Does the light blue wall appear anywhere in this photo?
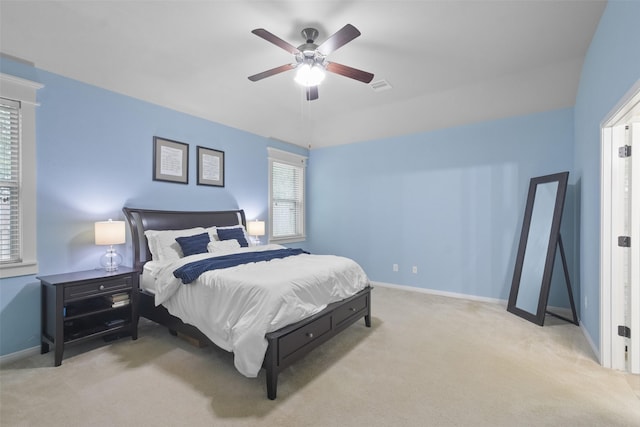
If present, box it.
[573,0,640,349]
[0,58,308,356]
[309,109,575,302]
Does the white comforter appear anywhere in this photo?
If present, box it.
[146,244,369,377]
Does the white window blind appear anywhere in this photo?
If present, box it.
[0,73,41,278]
[268,148,307,243]
[0,98,20,264]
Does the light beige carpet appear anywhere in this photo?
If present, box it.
[1,285,639,426]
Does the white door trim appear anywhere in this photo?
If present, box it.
[600,78,640,373]
[600,126,613,368]
[630,122,640,374]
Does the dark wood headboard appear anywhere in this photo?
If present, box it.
[122,207,246,271]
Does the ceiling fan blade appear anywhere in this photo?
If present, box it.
[306,86,319,101]
[251,29,300,55]
[316,24,361,56]
[248,64,295,82]
[326,62,374,84]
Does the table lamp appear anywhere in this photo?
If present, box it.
[246,220,265,246]
[95,219,125,271]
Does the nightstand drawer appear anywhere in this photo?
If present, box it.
[64,277,131,301]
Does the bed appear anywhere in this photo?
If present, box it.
[122,207,372,399]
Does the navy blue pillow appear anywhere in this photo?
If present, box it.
[216,227,248,247]
[175,232,211,257]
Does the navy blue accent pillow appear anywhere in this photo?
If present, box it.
[175,232,211,257]
[216,227,249,247]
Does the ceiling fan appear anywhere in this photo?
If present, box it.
[248,24,374,101]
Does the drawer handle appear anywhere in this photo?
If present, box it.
[99,285,105,290]
[306,332,314,339]
[349,307,357,312]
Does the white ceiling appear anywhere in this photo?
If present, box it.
[0,1,606,149]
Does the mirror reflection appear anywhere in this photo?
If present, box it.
[515,181,558,313]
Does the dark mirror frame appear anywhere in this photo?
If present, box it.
[507,171,570,326]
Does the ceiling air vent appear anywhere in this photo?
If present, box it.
[370,79,392,92]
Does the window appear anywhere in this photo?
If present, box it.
[0,73,42,278]
[268,147,307,243]
[0,98,20,264]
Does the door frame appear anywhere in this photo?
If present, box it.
[600,78,640,373]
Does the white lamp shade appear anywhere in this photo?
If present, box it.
[94,220,126,245]
[247,220,265,237]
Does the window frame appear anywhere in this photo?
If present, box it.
[0,73,42,278]
[267,147,307,244]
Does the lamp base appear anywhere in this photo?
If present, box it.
[100,247,123,272]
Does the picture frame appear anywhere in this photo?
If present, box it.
[153,136,189,184]
[197,146,225,187]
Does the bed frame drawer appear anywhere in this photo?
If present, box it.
[333,292,369,328]
[278,314,332,364]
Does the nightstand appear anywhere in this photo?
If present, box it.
[39,267,139,366]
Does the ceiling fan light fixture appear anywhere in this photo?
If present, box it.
[294,63,325,87]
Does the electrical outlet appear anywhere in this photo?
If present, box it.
[584,296,588,309]
[393,264,399,272]
[412,266,418,274]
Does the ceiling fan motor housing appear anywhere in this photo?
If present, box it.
[297,28,322,58]
[301,28,319,43]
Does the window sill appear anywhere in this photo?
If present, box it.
[269,236,306,245]
[0,261,38,279]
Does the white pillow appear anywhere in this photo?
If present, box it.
[144,227,205,262]
[204,226,220,242]
[207,239,241,254]
[206,225,253,247]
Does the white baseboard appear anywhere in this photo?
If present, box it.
[0,345,40,367]
[370,281,505,306]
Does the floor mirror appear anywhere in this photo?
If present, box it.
[507,171,578,326]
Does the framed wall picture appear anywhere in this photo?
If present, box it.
[197,146,225,187]
[153,136,189,184]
